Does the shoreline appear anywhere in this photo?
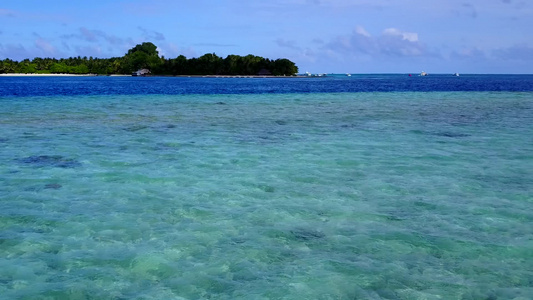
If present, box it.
[0,73,102,77]
[0,73,302,78]
[172,75,301,78]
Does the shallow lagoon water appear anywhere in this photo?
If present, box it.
[1,76,532,299]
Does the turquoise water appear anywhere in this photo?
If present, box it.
[1,91,532,299]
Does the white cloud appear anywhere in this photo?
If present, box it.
[453,47,486,57]
[74,45,103,57]
[80,27,98,42]
[156,42,196,58]
[355,26,371,37]
[323,26,427,58]
[138,27,165,42]
[0,38,63,60]
[451,44,533,62]
[0,43,29,60]
[382,28,418,42]
[493,44,533,61]
[34,38,58,57]
[62,27,127,46]
[276,38,301,50]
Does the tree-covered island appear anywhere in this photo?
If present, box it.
[0,42,299,76]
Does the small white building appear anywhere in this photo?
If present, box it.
[132,69,151,76]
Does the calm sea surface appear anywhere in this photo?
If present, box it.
[0,75,532,299]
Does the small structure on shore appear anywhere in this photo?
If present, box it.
[132,69,151,76]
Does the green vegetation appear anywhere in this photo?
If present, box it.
[0,42,299,76]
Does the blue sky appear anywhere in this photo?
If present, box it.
[1,0,532,73]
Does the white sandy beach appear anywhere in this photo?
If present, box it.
[0,73,136,77]
[0,73,101,77]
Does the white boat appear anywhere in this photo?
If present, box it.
[302,72,327,77]
[132,68,151,76]
[453,73,459,76]
[420,71,428,76]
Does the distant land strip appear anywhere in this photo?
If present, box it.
[0,42,299,77]
[0,73,304,78]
